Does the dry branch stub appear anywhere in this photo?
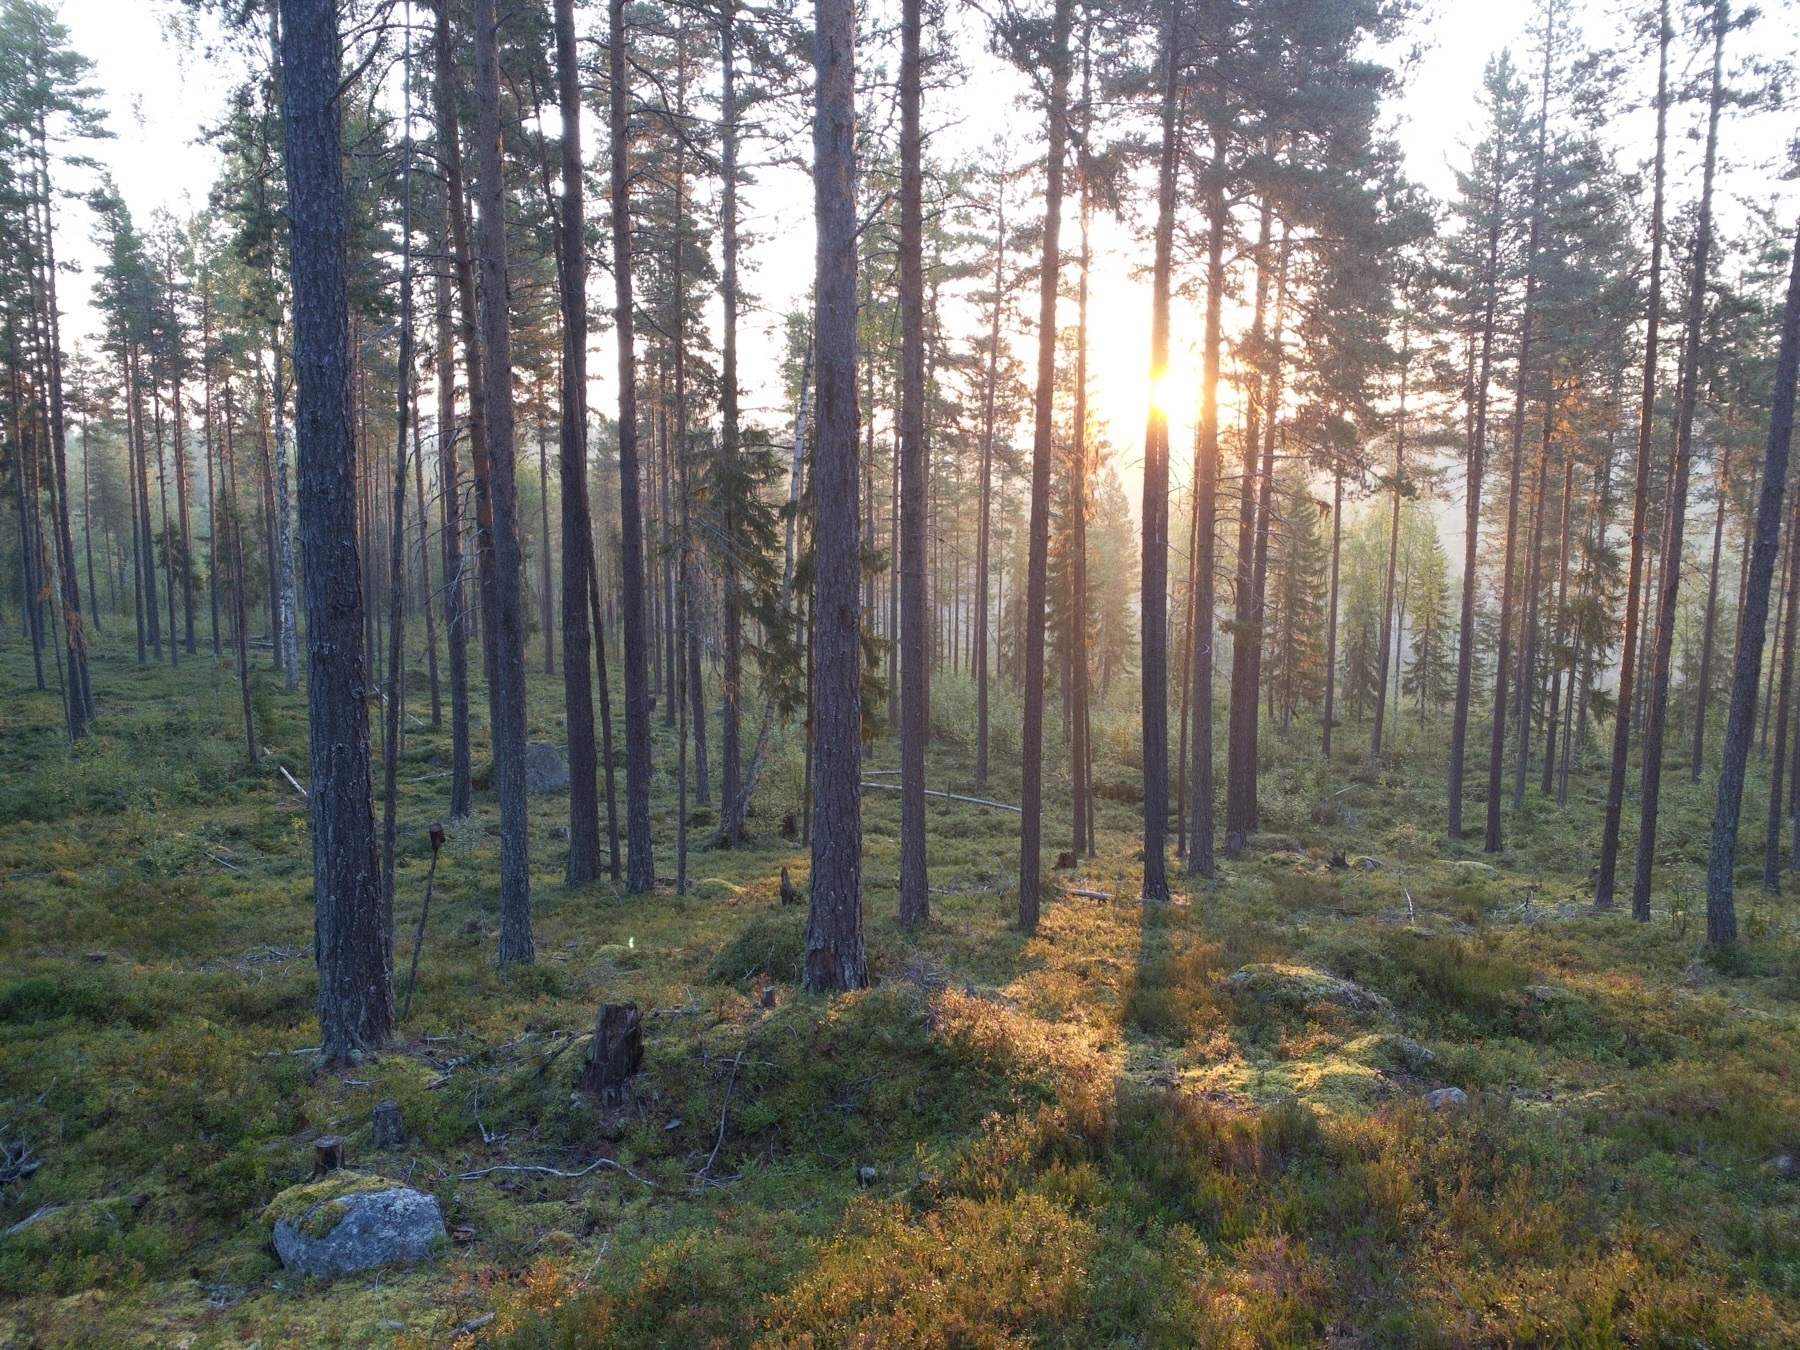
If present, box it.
[577,1002,644,1103]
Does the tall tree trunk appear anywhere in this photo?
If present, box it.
[29,129,89,728]
[1484,30,1553,853]
[270,329,299,687]
[718,0,744,836]
[1140,0,1179,895]
[411,390,442,725]
[1225,193,1272,853]
[1692,443,1731,779]
[278,0,390,1061]
[1244,231,1289,833]
[1634,1,1726,916]
[1019,0,1073,929]
[897,0,930,927]
[804,0,869,987]
[472,0,534,964]
[1596,7,1670,898]
[1371,314,1408,765]
[1541,442,1576,797]
[610,0,656,893]
[1187,119,1223,874]
[1764,491,1800,891]
[1513,410,1552,810]
[1448,142,1504,839]
[224,385,257,766]
[1705,215,1800,940]
[1070,21,1093,857]
[975,191,1004,785]
[1321,460,1342,759]
[381,43,415,945]
[552,0,601,885]
[433,226,472,817]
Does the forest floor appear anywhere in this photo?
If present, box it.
[1,641,1798,1348]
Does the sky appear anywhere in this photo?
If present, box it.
[50,0,1800,537]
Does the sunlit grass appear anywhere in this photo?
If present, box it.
[0,642,1797,1345]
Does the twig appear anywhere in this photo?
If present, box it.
[533,1032,590,1076]
[401,832,445,1021]
[698,1051,744,1183]
[458,1158,662,1189]
[277,764,309,800]
[205,851,247,875]
[859,782,1021,813]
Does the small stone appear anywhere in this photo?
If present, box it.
[269,1183,447,1279]
[1424,1087,1468,1111]
[371,1100,405,1150]
[523,742,570,793]
[857,1165,878,1187]
[82,951,108,964]
[760,986,777,1010]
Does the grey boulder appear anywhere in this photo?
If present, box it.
[271,1185,446,1279]
[524,742,569,793]
[1424,1086,1468,1111]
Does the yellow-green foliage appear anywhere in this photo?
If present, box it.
[2,646,1799,1347]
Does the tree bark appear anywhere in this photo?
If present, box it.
[1483,31,1554,854]
[552,0,601,885]
[471,0,534,963]
[1448,141,1504,840]
[610,0,656,893]
[1705,216,1800,941]
[1634,0,1726,917]
[1140,0,1178,895]
[1019,0,1073,928]
[278,0,390,1060]
[1596,0,1670,902]
[1691,442,1731,779]
[804,0,869,987]
[896,0,930,927]
[1763,492,1800,891]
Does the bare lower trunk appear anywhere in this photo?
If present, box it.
[804,0,868,989]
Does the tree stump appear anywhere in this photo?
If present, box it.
[576,1002,643,1104]
[314,1135,344,1174]
[372,1099,405,1150]
[779,867,800,906]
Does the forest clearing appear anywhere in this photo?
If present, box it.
[4,646,1799,1346]
[1,0,1799,1343]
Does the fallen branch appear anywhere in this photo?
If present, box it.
[4,1205,63,1236]
[449,1312,495,1340]
[276,764,308,800]
[859,782,1020,813]
[459,1157,662,1190]
[1064,888,1112,901]
[206,851,246,875]
[698,1051,744,1183]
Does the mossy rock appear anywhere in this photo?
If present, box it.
[264,1173,399,1240]
[1228,963,1394,1020]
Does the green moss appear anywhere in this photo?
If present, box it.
[265,1173,401,1239]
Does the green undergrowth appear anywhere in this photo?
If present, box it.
[1,647,1798,1347]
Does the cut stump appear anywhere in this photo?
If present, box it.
[577,1002,644,1104]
